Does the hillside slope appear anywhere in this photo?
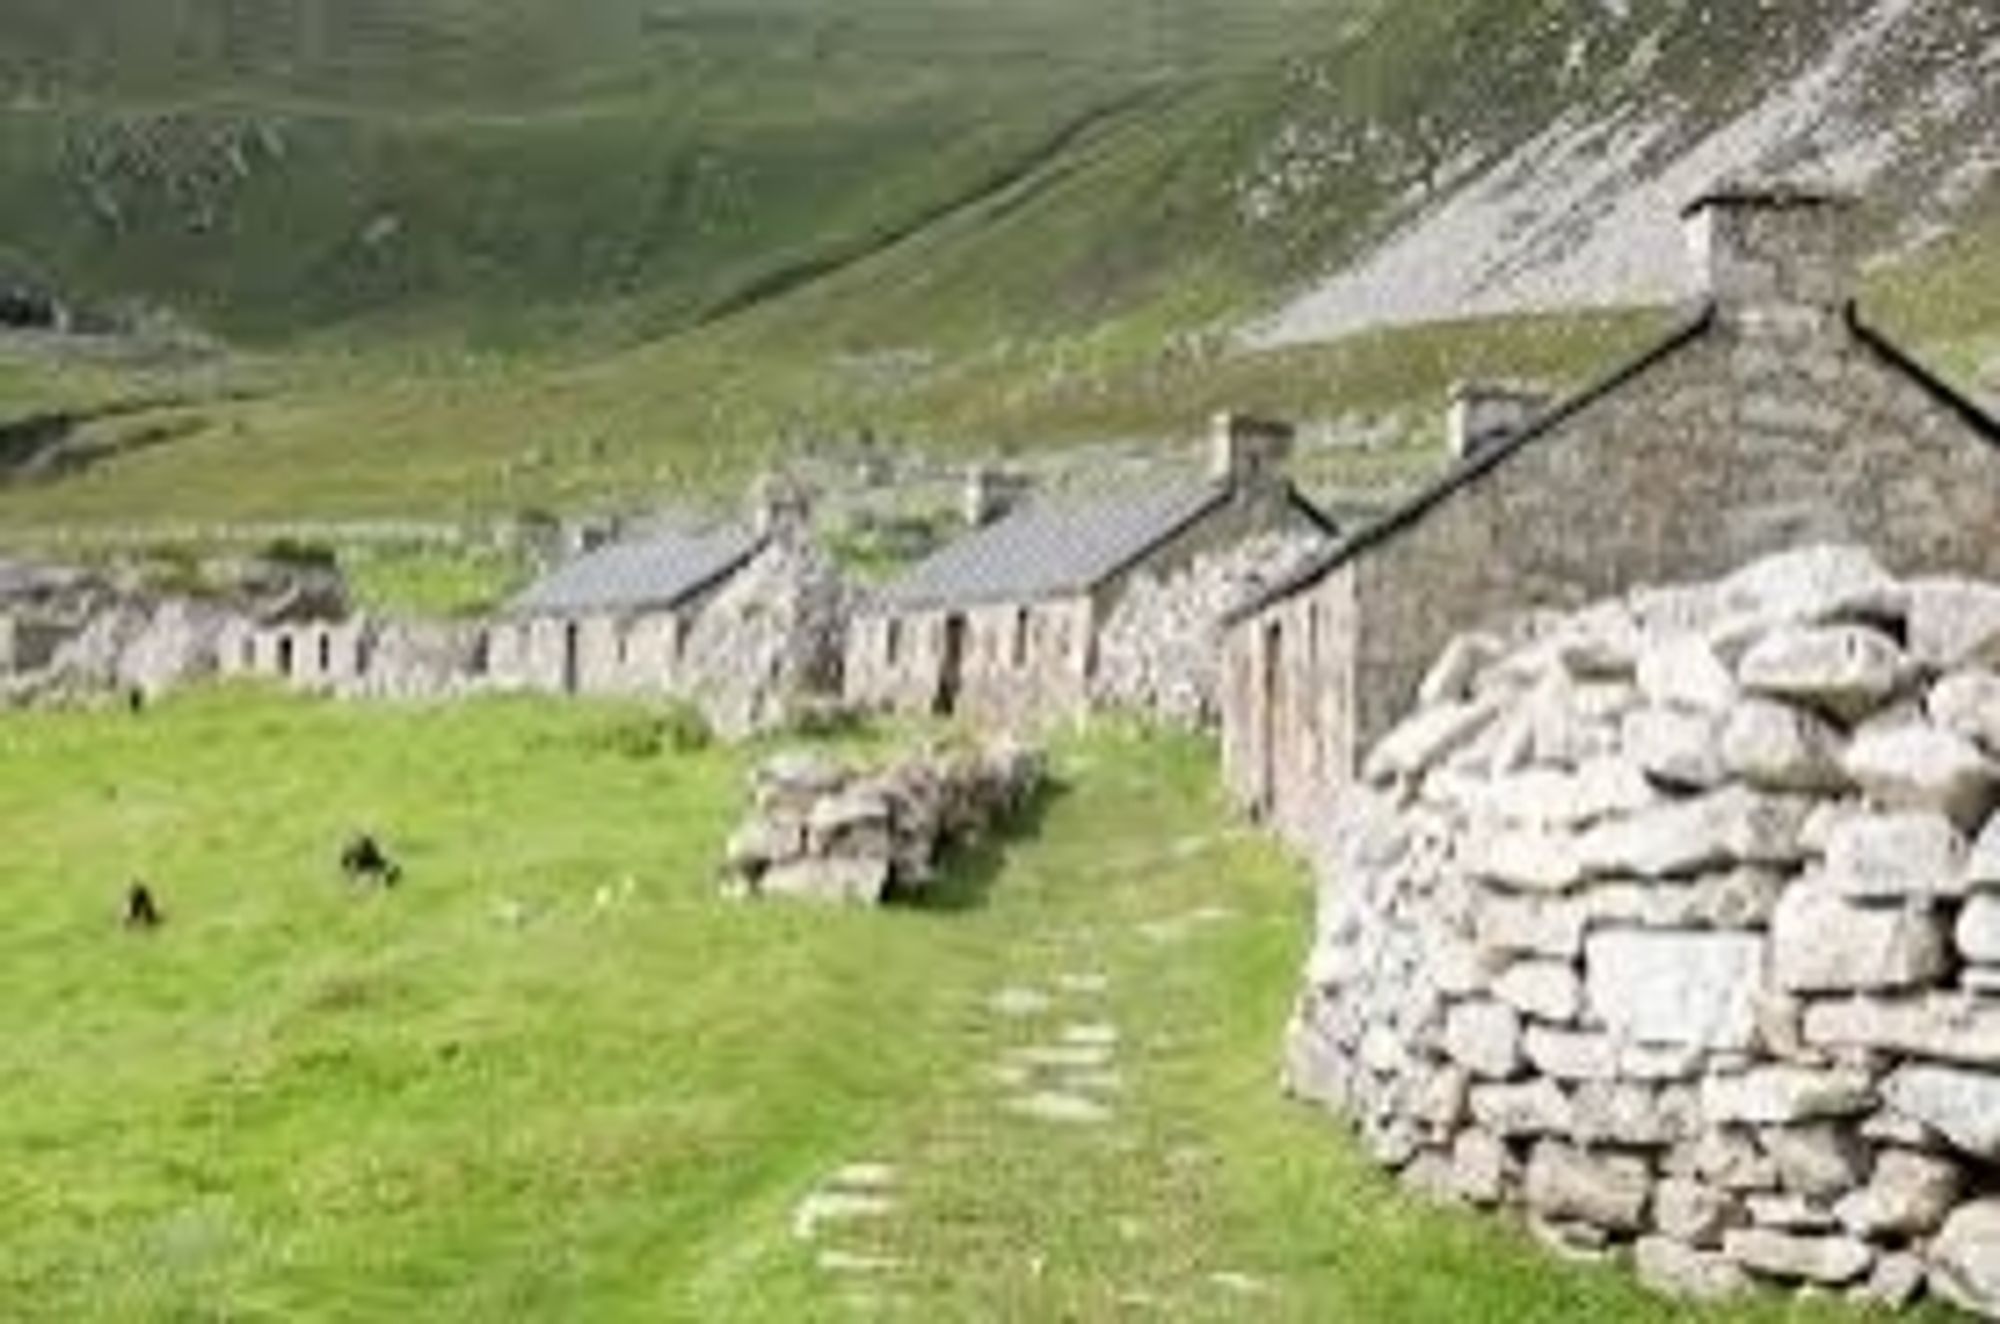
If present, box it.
[0,1,1995,529]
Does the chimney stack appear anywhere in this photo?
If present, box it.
[963,465,1031,528]
[1210,412,1294,488]
[751,471,812,540]
[1448,382,1551,462]
[1683,181,1857,334]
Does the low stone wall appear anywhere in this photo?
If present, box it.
[1285,546,2000,1315]
[1095,532,1325,727]
[724,742,1044,905]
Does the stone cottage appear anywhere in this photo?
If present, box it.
[845,414,1335,729]
[1222,184,2000,838]
[484,476,846,731]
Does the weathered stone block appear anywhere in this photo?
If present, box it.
[1804,995,2000,1066]
[1636,1236,1752,1302]
[1655,1178,1738,1248]
[1623,706,1725,789]
[1842,725,1999,830]
[1442,999,1523,1080]
[1367,697,1502,783]
[1637,634,1739,713]
[1834,1148,1962,1239]
[1477,895,1588,959]
[1738,625,1909,722]
[1758,1124,1867,1201]
[1585,929,1764,1050]
[1721,1228,1874,1286]
[1770,884,1948,993]
[1523,1026,1616,1082]
[1577,786,1808,879]
[1449,1128,1510,1206]
[1880,1064,2000,1161]
[1819,808,1968,901]
[1468,826,1582,893]
[1718,697,1847,792]
[1906,576,2000,669]
[1957,892,2000,964]
[1493,960,1582,1024]
[1469,1079,1573,1138]
[1700,1068,1875,1126]
[1716,545,1903,630]
[1523,1143,1651,1233]
[1927,668,2000,756]
[1931,1202,2000,1319]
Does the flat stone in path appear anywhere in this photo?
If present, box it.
[1056,972,1111,996]
[793,1190,896,1242]
[1063,1023,1121,1048]
[1007,1090,1115,1125]
[988,986,1053,1018]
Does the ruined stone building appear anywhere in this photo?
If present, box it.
[846,415,1335,729]
[1222,185,2000,838]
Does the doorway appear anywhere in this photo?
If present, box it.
[1260,619,1284,819]
[935,613,968,717]
[562,621,582,695]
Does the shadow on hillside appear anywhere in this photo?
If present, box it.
[900,776,1069,914]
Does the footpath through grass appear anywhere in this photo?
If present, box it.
[0,694,1902,1320]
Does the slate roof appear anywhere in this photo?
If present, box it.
[509,522,765,617]
[876,480,1334,612]
[1228,300,2000,627]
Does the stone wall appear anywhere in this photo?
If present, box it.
[677,538,847,738]
[723,741,1044,905]
[1095,531,1325,728]
[1285,547,2000,1314]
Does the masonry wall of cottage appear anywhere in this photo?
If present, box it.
[1287,547,2000,1313]
[848,479,1326,730]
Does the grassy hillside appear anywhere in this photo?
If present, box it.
[0,692,1912,1320]
[0,0,1992,533]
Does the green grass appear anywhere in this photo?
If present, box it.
[0,693,1927,1319]
[340,543,529,618]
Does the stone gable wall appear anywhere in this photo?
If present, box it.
[1286,547,2000,1314]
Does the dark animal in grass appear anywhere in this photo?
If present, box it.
[339,833,402,888]
[124,882,161,930]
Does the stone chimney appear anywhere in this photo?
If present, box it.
[1683,181,1857,334]
[962,465,1031,528]
[1210,412,1294,488]
[751,471,812,540]
[1448,382,1551,462]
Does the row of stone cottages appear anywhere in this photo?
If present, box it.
[1220,184,2000,843]
[223,415,1343,734]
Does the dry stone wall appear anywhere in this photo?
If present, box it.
[1095,532,1326,727]
[724,742,1044,906]
[1285,546,2000,1315]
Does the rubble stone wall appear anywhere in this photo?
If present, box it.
[1286,547,2000,1315]
[723,742,1045,905]
[1095,531,1326,728]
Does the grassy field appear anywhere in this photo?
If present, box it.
[0,691,1924,1320]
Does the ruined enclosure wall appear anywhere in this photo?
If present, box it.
[1349,323,2000,786]
[1287,548,2000,1314]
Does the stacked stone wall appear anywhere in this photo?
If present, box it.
[1287,546,2000,1314]
[723,742,1044,905]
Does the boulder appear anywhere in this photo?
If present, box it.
[1930,1201,2000,1319]
[1718,698,1847,793]
[1769,884,1949,993]
[1469,1079,1574,1138]
[1880,1064,2000,1161]
[1842,725,1999,831]
[1737,625,1910,722]
[1584,929,1764,1051]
